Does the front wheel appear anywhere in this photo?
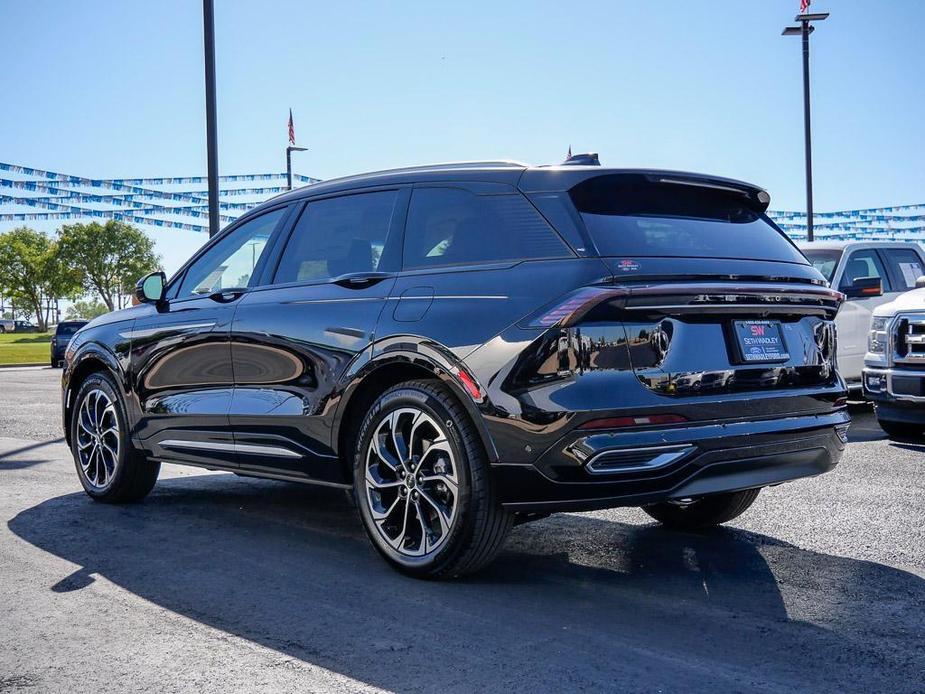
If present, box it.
[353,380,512,579]
[642,488,760,530]
[70,371,160,502]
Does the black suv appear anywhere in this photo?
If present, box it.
[61,161,849,578]
[51,321,88,367]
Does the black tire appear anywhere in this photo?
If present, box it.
[642,488,760,530]
[878,418,924,439]
[70,371,160,503]
[353,379,512,579]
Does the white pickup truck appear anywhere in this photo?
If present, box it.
[798,241,925,390]
[862,282,925,437]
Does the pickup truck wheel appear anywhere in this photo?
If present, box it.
[877,419,923,439]
[643,488,760,530]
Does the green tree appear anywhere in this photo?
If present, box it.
[65,298,111,321]
[0,227,80,331]
[57,221,161,311]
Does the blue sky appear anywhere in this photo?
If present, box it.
[1,0,923,272]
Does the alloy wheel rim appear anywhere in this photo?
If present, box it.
[75,388,120,489]
[364,407,459,558]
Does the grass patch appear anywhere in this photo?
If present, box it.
[0,332,52,365]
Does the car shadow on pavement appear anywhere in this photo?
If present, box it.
[0,438,65,470]
[8,473,925,692]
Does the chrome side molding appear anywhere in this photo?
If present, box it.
[159,439,302,459]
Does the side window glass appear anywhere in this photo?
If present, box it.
[838,250,890,292]
[882,248,924,291]
[178,208,286,298]
[274,190,398,284]
[403,188,570,270]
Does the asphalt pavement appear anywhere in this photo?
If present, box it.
[1,366,923,693]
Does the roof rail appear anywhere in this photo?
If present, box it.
[292,160,529,191]
[363,160,529,175]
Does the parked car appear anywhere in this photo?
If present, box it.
[51,321,88,367]
[61,160,849,578]
[798,241,925,391]
[863,278,925,438]
[15,320,37,332]
[0,318,14,333]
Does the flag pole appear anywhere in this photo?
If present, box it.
[286,110,307,191]
[782,5,828,242]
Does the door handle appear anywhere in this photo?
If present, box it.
[208,289,245,303]
[331,272,393,289]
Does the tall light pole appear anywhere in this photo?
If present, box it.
[783,11,828,242]
[203,0,220,237]
[287,146,307,191]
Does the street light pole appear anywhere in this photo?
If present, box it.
[783,12,828,242]
[286,146,308,191]
[203,0,220,238]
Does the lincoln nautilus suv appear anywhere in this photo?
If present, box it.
[61,158,849,578]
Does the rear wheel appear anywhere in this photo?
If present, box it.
[70,372,160,502]
[353,380,512,579]
[642,488,760,530]
[878,419,924,439]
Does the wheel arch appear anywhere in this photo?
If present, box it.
[63,345,126,447]
[333,348,499,483]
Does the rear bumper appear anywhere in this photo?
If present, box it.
[493,410,850,512]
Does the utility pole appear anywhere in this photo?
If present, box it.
[203,0,220,237]
[783,11,828,242]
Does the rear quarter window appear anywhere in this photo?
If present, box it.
[570,175,806,264]
[403,188,571,269]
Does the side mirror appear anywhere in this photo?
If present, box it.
[135,271,166,304]
[843,276,882,299]
[916,276,925,289]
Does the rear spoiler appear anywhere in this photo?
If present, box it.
[519,169,771,212]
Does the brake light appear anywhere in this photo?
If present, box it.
[578,414,687,430]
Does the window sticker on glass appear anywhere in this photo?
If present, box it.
[899,262,923,289]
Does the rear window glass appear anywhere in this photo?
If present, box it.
[56,324,83,336]
[570,176,806,264]
[801,249,842,282]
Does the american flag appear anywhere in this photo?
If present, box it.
[800,0,810,12]
[288,109,295,145]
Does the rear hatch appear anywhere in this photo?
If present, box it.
[526,172,843,402]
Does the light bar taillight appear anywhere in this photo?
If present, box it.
[527,286,626,328]
[578,414,687,430]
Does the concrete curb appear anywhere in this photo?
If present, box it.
[0,363,48,369]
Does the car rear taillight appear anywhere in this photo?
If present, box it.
[578,414,687,430]
[524,286,627,328]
